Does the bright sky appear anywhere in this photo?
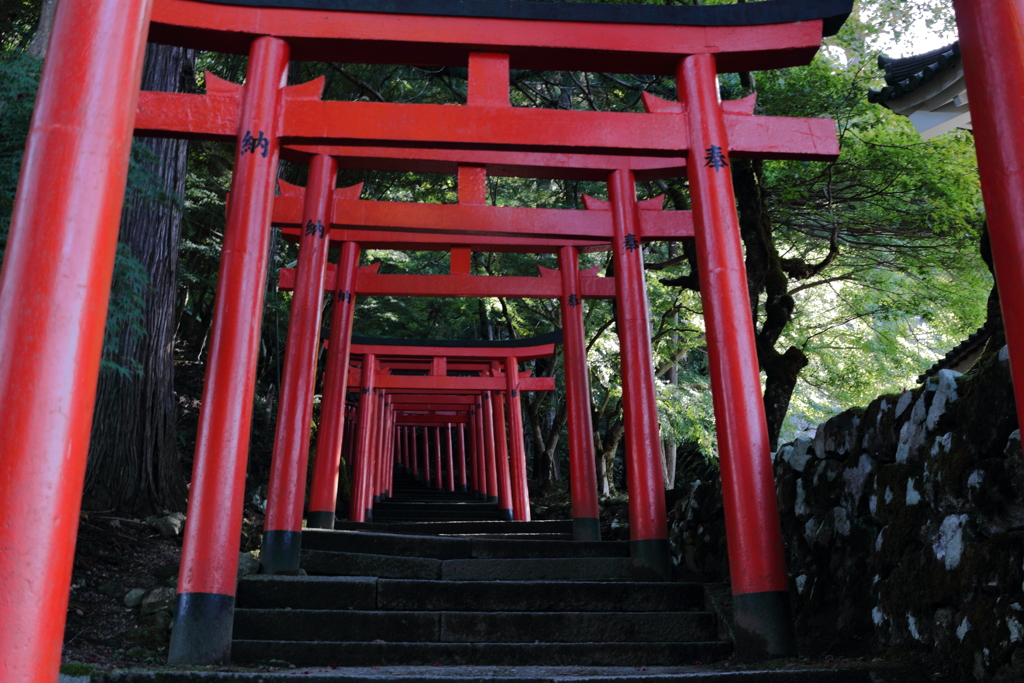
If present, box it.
[874,11,958,58]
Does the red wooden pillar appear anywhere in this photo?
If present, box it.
[680,53,794,658]
[482,393,500,503]
[469,409,482,497]
[421,426,432,486]
[953,0,1024,438]
[307,241,361,529]
[382,405,393,497]
[372,394,385,501]
[411,426,421,479]
[387,417,396,495]
[395,425,402,470]
[0,0,153,678]
[607,168,671,581]
[505,357,531,521]
[384,400,395,497]
[445,423,457,492]
[493,387,515,521]
[371,392,387,503]
[559,246,601,540]
[262,154,336,574]
[432,427,443,490]
[168,36,290,665]
[456,423,469,492]
[349,354,378,522]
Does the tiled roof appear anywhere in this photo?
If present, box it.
[917,324,990,383]
[868,42,960,105]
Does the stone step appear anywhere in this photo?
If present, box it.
[332,520,574,535]
[234,609,718,643]
[92,667,885,682]
[94,667,888,683]
[373,501,501,512]
[301,550,637,581]
[439,533,574,540]
[231,640,734,667]
[238,576,705,612]
[301,529,628,559]
[370,510,509,522]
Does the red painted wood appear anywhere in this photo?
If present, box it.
[421,424,432,486]
[265,154,337,535]
[351,341,555,361]
[307,241,360,521]
[150,0,825,73]
[349,374,555,392]
[410,425,420,478]
[284,145,687,182]
[388,416,396,494]
[282,228,609,254]
[457,424,468,490]
[482,393,499,500]
[396,415,469,425]
[505,357,531,522]
[470,409,482,496]
[178,37,289,598]
[349,355,378,521]
[0,0,153,678]
[493,388,515,516]
[431,427,443,490]
[469,52,510,106]
[953,0,1024,443]
[681,54,787,596]
[607,169,669,546]
[374,394,388,499]
[557,247,601,526]
[136,91,840,160]
[283,264,621,300]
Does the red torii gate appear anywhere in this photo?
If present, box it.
[45,2,1024,680]
[341,342,556,526]
[268,169,640,554]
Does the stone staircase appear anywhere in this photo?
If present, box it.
[94,468,902,682]
[369,469,507,523]
[228,466,724,666]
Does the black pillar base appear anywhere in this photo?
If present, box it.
[486,495,498,503]
[306,510,335,530]
[167,592,235,665]
[733,590,797,660]
[373,494,381,503]
[259,530,301,575]
[456,485,468,492]
[573,517,602,541]
[365,509,373,523]
[499,508,513,521]
[629,538,672,581]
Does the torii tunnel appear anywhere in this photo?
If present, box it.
[3,0,1024,680]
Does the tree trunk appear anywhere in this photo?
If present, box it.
[26,0,57,58]
[732,158,808,450]
[84,43,195,514]
[979,222,1006,353]
[595,412,624,495]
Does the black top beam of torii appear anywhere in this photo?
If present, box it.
[192,0,853,37]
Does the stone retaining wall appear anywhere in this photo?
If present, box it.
[669,348,1022,681]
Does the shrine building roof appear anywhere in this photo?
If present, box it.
[868,42,961,105]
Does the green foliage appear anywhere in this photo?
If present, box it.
[0,50,39,254]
